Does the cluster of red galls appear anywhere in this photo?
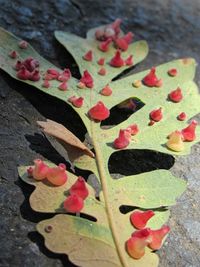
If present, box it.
[126,210,170,259]
[27,159,89,213]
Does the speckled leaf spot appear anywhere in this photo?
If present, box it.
[0,19,200,267]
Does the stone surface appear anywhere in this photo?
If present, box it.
[0,0,200,266]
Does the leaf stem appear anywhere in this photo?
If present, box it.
[91,124,129,267]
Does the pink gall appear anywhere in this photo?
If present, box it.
[58,81,68,91]
[143,67,160,87]
[100,85,112,96]
[32,159,49,181]
[68,96,84,108]
[64,194,84,213]
[29,70,40,81]
[42,80,50,88]
[19,40,28,49]
[113,129,131,149]
[177,112,187,121]
[9,50,18,59]
[98,67,106,76]
[148,225,170,250]
[16,66,31,80]
[98,38,112,52]
[83,50,93,61]
[46,163,68,186]
[125,55,133,66]
[130,210,155,230]
[69,176,89,200]
[88,101,110,121]
[80,70,94,88]
[110,50,124,67]
[126,228,152,259]
[168,68,178,77]
[169,87,183,102]
[150,107,163,122]
[181,120,197,142]
[97,57,105,65]
[47,68,60,79]
[126,124,139,135]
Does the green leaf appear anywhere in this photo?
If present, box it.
[1,22,198,267]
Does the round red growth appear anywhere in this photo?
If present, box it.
[168,68,177,77]
[181,120,197,141]
[110,50,124,67]
[98,38,112,52]
[143,67,159,87]
[14,60,22,70]
[97,57,105,65]
[123,32,134,44]
[150,107,163,122]
[83,50,93,61]
[95,18,122,41]
[29,70,40,81]
[23,57,39,72]
[64,194,84,213]
[58,81,68,91]
[46,163,68,186]
[57,68,71,82]
[125,55,133,66]
[80,70,94,88]
[126,228,152,259]
[177,112,187,121]
[100,85,112,96]
[88,101,110,121]
[115,37,129,51]
[169,87,183,102]
[148,225,170,250]
[27,166,33,177]
[113,129,131,149]
[126,124,139,135]
[9,50,18,59]
[42,80,50,88]
[47,68,60,79]
[43,73,55,81]
[130,210,155,229]
[17,66,30,80]
[32,159,49,180]
[70,176,89,200]
[68,96,84,108]
[19,40,28,49]
[98,67,106,75]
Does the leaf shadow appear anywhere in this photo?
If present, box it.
[1,71,86,141]
[28,231,77,267]
[25,133,70,166]
[16,178,78,267]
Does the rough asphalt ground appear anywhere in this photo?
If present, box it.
[0,0,200,266]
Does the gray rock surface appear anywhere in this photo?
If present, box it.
[0,0,200,266]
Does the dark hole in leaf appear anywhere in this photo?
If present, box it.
[80,213,97,222]
[112,64,136,82]
[108,149,175,177]
[119,205,168,214]
[54,40,81,79]
[101,97,145,128]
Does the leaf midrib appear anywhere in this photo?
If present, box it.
[91,122,129,267]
